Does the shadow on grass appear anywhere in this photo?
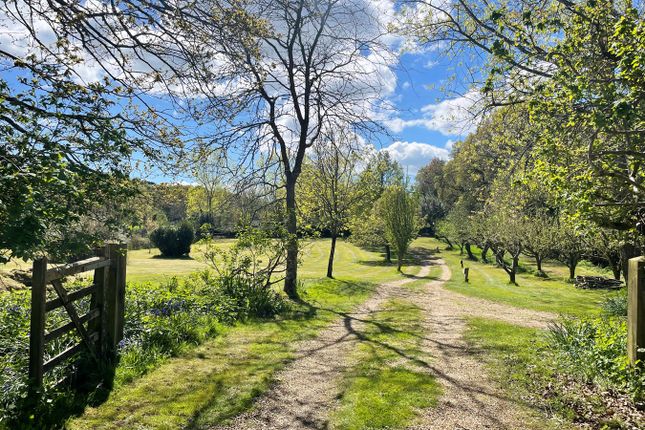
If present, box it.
[150,255,196,261]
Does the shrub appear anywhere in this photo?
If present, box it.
[547,317,645,400]
[150,223,194,257]
[602,290,628,317]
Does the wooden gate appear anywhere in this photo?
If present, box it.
[29,243,127,387]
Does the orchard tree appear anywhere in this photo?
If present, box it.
[379,185,422,272]
[554,221,585,281]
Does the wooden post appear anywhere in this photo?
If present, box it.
[29,258,47,388]
[115,244,127,344]
[463,267,469,283]
[628,256,645,364]
[105,244,120,358]
[105,244,127,358]
[91,246,110,356]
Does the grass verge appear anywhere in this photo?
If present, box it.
[330,299,441,429]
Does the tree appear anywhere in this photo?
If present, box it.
[168,0,395,299]
[416,159,449,234]
[0,0,183,262]
[554,221,585,281]
[403,0,645,232]
[349,151,405,263]
[299,135,365,278]
[521,213,557,277]
[436,202,476,259]
[379,186,421,271]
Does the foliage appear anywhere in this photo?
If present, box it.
[405,0,645,231]
[416,158,449,234]
[467,317,645,428]
[150,223,194,257]
[547,317,645,400]
[379,186,422,271]
[203,227,289,290]
[602,291,628,318]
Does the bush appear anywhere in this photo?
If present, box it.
[150,223,194,257]
[602,290,628,317]
[547,317,645,400]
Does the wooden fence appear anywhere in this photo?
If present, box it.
[29,244,127,388]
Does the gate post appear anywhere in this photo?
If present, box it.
[92,246,110,357]
[105,244,127,359]
[628,256,645,364]
[29,257,47,388]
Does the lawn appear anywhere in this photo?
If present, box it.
[1,238,421,285]
[414,237,613,317]
[464,317,574,430]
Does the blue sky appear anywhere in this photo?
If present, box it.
[372,48,478,178]
[1,0,479,184]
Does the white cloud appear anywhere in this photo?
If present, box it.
[384,90,482,136]
[381,140,450,175]
[424,59,439,69]
[401,81,411,89]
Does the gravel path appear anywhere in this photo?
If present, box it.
[213,258,557,430]
[407,260,553,429]
[212,265,432,430]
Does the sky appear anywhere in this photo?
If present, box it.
[1,0,481,183]
[378,49,477,177]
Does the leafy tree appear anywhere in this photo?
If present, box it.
[553,221,585,281]
[349,151,405,263]
[299,138,365,278]
[404,0,645,231]
[379,186,422,271]
[416,159,449,234]
[436,202,476,259]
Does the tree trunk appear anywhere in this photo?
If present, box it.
[568,255,577,281]
[327,235,337,278]
[536,256,543,273]
[385,244,391,263]
[611,264,622,281]
[465,243,476,260]
[481,244,489,263]
[397,253,403,272]
[284,178,299,299]
[510,256,519,284]
[459,242,464,255]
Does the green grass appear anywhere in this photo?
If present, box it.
[66,241,425,430]
[464,317,575,430]
[414,237,612,317]
[330,299,441,429]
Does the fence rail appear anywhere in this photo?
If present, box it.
[29,244,127,388]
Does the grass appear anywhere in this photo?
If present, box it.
[330,299,441,429]
[1,238,419,285]
[65,240,425,430]
[414,237,612,317]
[464,317,578,430]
